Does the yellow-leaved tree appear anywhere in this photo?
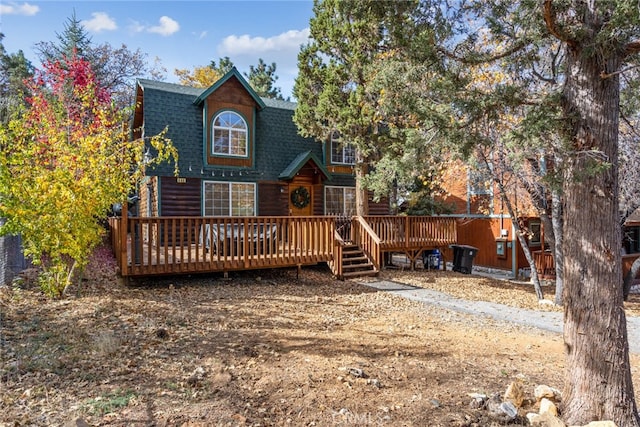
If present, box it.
[174,65,221,88]
[0,53,178,297]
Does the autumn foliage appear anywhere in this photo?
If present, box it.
[0,53,177,297]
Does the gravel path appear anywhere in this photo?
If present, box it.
[364,279,640,355]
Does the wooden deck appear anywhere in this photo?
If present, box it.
[109,215,457,278]
[533,250,640,281]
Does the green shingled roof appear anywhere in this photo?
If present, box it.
[193,67,266,110]
[137,77,296,111]
[137,79,203,97]
[279,150,330,180]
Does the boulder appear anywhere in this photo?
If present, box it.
[539,397,558,416]
[504,380,525,407]
[486,394,517,423]
[528,411,567,427]
[534,384,562,402]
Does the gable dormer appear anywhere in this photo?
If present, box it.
[193,68,265,169]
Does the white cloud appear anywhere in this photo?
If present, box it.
[128,20,145,34]
[216,28,310,100]
[0,2,39,16]
[218,28,310,56]
[82,12,117,33]
[148,16,180,36]
[195,30,208,40]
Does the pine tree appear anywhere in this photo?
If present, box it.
[245,59,284,100]
[294,0,419,215]
[0,33,34,123]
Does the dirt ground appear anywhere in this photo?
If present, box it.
[2,245,640,427]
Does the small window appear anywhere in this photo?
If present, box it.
[203,181,255,216]
[325,186,356,215]
[212,111,248,157]
[331,132,355,165]
[528,220,541,246]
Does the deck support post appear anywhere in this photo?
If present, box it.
[120,201,129,276]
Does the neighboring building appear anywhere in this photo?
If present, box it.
[437,158,543,277]
[132,68,389,219]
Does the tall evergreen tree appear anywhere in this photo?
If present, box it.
[35,12,155,108]
[244,58,284,100]
[210,56,235,76]
[294,0,419,215]
[373,0,640,423]
[301,0,640,423]
[35,11,93,63]
[0,33,33,123]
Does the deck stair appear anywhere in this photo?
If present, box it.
[340,244,378,279]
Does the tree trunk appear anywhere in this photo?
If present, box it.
[551,187,564,305]
[355,149,369,216]
[481,151,545,299]
[515,229,544,300]
[561,50,639,425]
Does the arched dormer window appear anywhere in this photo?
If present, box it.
[212,111,248,157]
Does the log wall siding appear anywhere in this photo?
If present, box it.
[258,182,289,216]
[159,177,202,216]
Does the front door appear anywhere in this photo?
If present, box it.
[289,184,313,216]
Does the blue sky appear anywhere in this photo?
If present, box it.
[0,1,314,99]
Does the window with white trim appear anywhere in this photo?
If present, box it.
[212,111,248,157]
[330,132,355,165]
[325,186,356,215]
[203,181,255,216]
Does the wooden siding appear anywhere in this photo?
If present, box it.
[452,217,515,271]
[438,158,539,217]
[368,194,390,216]
[258,182,289,216]
[205,77,256,168]
[159,177,201,216]
[313,183,324,215]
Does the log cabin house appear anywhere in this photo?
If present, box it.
[109,68,457,278]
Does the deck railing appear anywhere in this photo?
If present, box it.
[108,214,457,278]
[533,250,556,279]
[352,216,382,271]
[111,215,336,277]
[363,216,457,250]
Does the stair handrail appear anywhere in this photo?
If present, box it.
[330,230,345,278]
[353,216,382,271]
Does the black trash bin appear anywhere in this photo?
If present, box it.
[450,244,478,274]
